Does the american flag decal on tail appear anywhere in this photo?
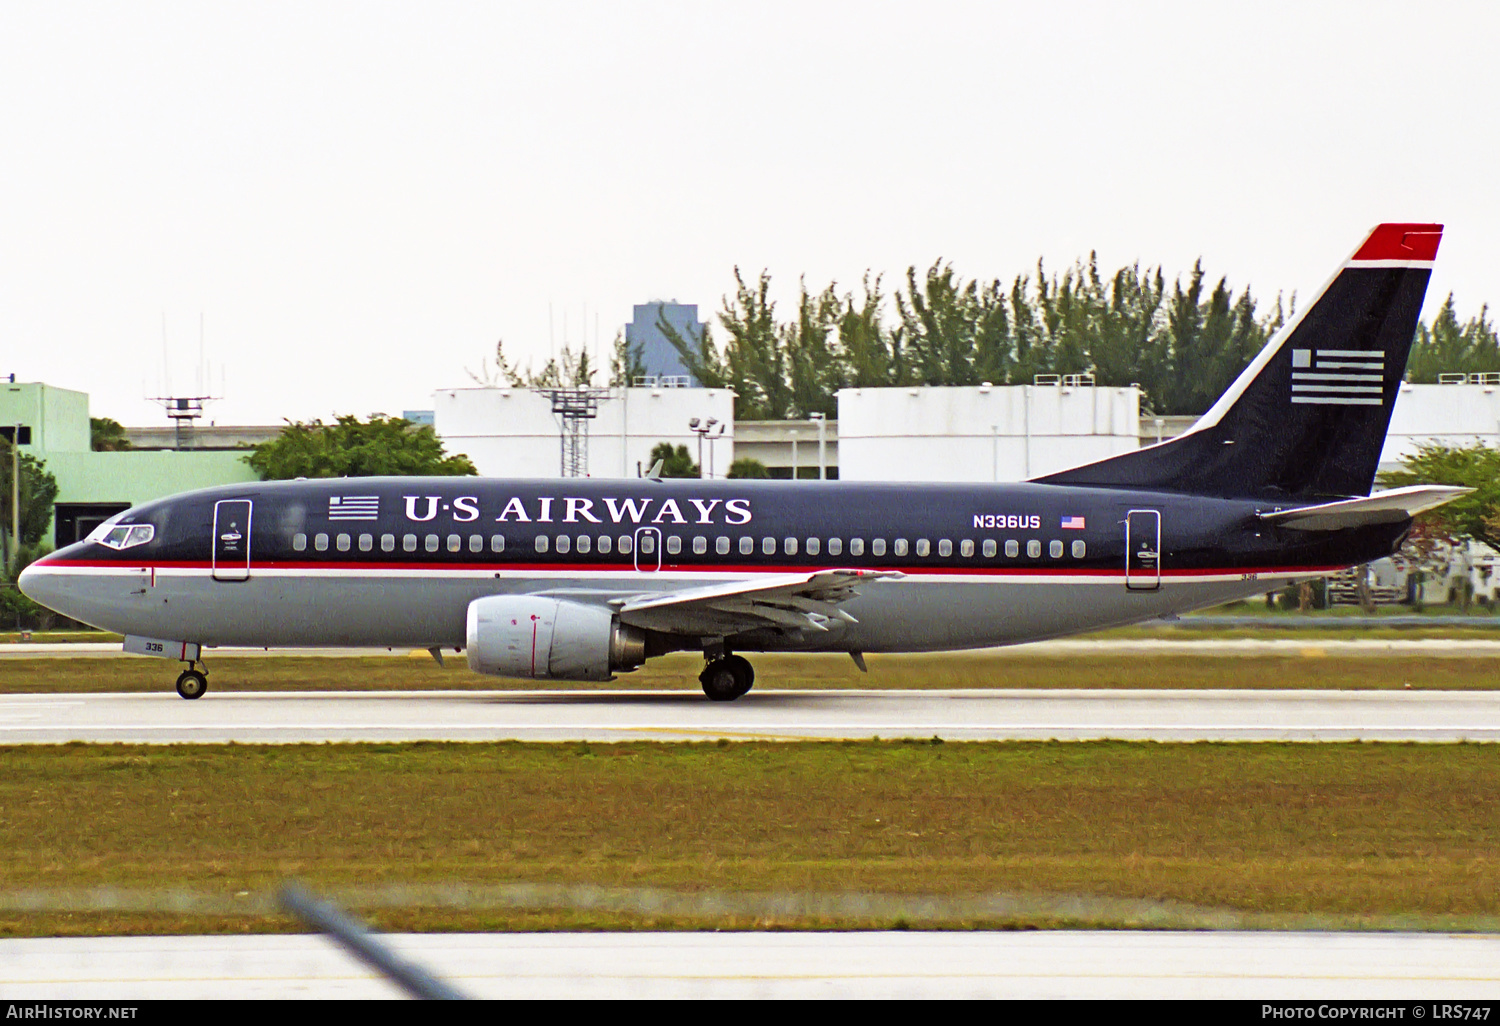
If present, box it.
[329,495,380,521]
[1290,349,1385,406]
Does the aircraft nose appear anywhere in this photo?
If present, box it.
[17,557,65,613]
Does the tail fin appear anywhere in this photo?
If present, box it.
[1035,223,1443,500]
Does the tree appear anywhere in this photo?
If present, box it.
[1378,443,1500,547]
[244,416,477,480]
[609,330,646,386]
[1407,296,1500,383]
[90,417,132,451]
[648,442,698,478]
[896,261,1012,387]
[727,457,770,479]
[0,440,59,571]
[469,338,602,388]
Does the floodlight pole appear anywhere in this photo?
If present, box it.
[809,412,826,480]
[10,424,18,573]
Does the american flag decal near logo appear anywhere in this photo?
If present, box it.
[329,495,380,521]
[1290,348,1385,407]
[1060,516,1086,530]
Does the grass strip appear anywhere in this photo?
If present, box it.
[0,740,1496,935]
[0,651,1498,693]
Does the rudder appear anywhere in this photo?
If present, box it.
[1036,223,1443,500]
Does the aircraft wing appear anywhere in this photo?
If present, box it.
[1256,485,1470,531]
[615,569,903,636]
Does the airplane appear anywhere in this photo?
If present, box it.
[20,223,1467,701]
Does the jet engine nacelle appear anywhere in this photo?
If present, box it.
[464,595,646,681]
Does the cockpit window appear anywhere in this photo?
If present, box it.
[98,524,154,550]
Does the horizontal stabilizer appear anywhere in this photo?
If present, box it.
[1256,485,1470,531]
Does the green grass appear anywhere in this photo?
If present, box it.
[1,740,1497,936]
[0,649,1498,694]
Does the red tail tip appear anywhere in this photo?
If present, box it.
[1351,223,1444,262]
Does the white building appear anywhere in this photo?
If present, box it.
[835,379,1141,482]
[434,385,736,479]
[1381,379,1500,471]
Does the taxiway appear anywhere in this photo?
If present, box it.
[3,930,1498,999]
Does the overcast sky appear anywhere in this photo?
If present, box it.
[3,1,1497,426]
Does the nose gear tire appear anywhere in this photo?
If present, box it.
[175,670,208,700]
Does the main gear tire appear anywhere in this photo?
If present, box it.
[699,657,753,702]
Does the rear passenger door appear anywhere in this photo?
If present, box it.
[1125,509,1160,591]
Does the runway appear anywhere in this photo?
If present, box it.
[2,688,1500,743]
[3,930,1499,998]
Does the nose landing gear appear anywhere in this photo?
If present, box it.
[700,654,754,701]
[175,663,209,700]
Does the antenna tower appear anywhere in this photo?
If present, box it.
[535,387,611,477]
[149,313,222,449]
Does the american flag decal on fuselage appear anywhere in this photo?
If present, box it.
[1290,348,1385,407]
[329,496,380,521]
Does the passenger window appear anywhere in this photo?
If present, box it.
[693,536,708,555]
[827,538,842,556]
[490,534,505,553]
[666,536,682,555]
[806,538,820,556]
[1050,540,1063,558]
[425,534,439,553]
[982,539,996,558]
[535,535,549,553]
[359,534,373,552]
[577,535,591,554]
[1005,539,1019,558]
[1027,540,1041,558]
[716,536,731,555]
[894,539,909,557]
[381,534,395,552]
[447,534,461,553]
[468,534,483,554]
[1072,540,1086,558]
[336,534,351,552]
[618,535,633,555]
[871,539,886,557]
[403,534,417,552]
[784,537,798,555]
[849,538,864,557]
[960,539,974,557]
[762,537,776,555]
[939,539,953,557]
[556,535,571,554]
[598,535,612,555]
[314,533,329,552]
[292,533,307,552]
[639,534,655,555]
[915,539,930,557]
[740,537,755,555]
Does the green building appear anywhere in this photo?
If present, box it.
[2,380,262,547]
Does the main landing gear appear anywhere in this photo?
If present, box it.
[175,663,209,700]
[700,654,754,702]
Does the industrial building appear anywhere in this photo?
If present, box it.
[836,377,1140,482]
[0,380,258,547]
[433,383,735,479]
